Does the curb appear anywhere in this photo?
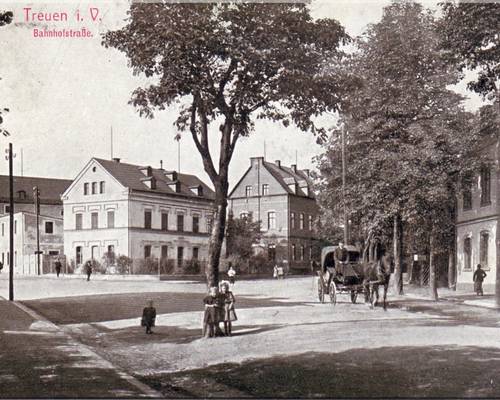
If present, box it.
[9,299,163,398]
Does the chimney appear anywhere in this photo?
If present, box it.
[302,169,310,177]
[112,157,121,163]
[275,160,281,168]
[250,156,264,168]
[291,164,297,173]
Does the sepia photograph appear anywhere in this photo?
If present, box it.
[0,0,499,398]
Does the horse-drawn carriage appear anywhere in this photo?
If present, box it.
[317,245,364,305]
[317,243,393,309]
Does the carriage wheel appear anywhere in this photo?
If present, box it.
[329,281,337,305]
[318,279,325,303]
[350,291,358,304]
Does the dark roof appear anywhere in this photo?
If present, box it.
[263,161,315,199]
[0,175,72,205]
[94,158,215,201]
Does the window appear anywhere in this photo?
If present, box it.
[193,247,199,260]
[262,184,269,196]
[308,215,313,231]
[48,250,59,256]
[107,245,115,254]
[464,237,472,271]
[192,215,200,233]
[463,187,472,211]
[177,214,184,232]
[268,244,276,261]
[299,213,304,230]
[161,245,168,261]
[144,245,151,259]
[480,166,491,206]
[14,220,17,235]
[290,212,295,229]
[177,246,184,267]
[300,245,305,261]
[292,244,296,261]
[4,205,10,213]
[99,181,105,194]
[268,211,276,230]
[480,232,489,268]
[75,213,82,230]
[6,251,9,266]
[91,182,97,195]
[144,210,152,229]
[107,211,115,228]
[91,212,98,229]
[245,185,252,197]
[310,246,313,260]
[161,213,168,231]
[76,246,82,264]
[45,221,53,234]
[206,216,213,234]
[84,183,89,195]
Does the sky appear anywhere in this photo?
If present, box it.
[0,0,486,189]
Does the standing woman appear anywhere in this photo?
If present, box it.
[220,282,237,336]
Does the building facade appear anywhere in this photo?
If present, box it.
[456,141,497,290]
[228,157,319,270]
[0,175,71,274]
[62,158,215,270]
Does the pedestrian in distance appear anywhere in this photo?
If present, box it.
[202,286,221,338]
[85,260,93,281]
[141,300,157,334]
[54,259,62,278]
[220,281,237,336]
[277,264,284,279]
[227,264,237,286]
[473,264,487,296]
[273,264,278,279]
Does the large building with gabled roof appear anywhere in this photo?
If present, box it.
[62,157,215,270]
[228,157,319,270]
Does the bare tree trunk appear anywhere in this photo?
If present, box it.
[429,229,438,301]
[206,188,228,288]
[496,98,500,306]
[393,214,404,295]
[448,248,456,290]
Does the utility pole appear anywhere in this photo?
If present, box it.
[341,124,349,245]
[495,85,500,306]
[7,143,14,300]
[33,186,41,275]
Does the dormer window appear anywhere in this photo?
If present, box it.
[141,176,157,190]
[285,177,296,194]
[139,166,153,177]
[189,185,203,196]
[168,181,181,193]
[165,171,178,181]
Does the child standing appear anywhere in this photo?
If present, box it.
[220,282,237,336]
[203,287,220,338]
[141,300,157,334]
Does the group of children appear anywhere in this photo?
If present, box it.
[140,281,237,337]
[203,281,237,338]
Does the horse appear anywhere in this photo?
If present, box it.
[362,252,393,310]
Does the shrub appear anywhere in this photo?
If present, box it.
[116,255,132,274]
[183,258,201,275]
[83,259,105,274]
[249,253,274,274]
[137,257,159,274]
[160,258,175,274]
